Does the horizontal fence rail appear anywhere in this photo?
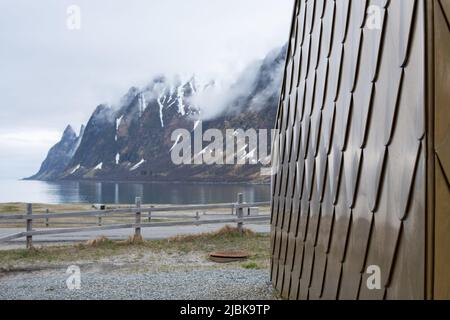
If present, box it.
[0,193,271,248]
[0,202,269,220]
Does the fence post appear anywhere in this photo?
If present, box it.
[45,209,49,227]
[26,203,33,249]
[237,193,244,235]
[148,205,153,222]
[135,197,141,238]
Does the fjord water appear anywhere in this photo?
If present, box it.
[0,180,271,204]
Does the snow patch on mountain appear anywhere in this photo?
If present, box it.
[70,164,81,174]
[177,85,186,116]
[130,159,145,171]
[138,93,147,117]
[157,90,165,127]
[116,116,124,131]
[94,162,103,170]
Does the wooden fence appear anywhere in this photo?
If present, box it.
[0,193,270,249]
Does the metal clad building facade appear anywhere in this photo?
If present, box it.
[270,0,449,299]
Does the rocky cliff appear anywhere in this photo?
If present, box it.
[28,45,287,183]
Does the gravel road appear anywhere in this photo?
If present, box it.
[0,268,274,300]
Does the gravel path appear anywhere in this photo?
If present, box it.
[0,268,275,300]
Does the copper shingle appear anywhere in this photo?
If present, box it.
[271,0,449,299]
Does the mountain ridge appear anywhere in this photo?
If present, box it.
[27,44,287,183]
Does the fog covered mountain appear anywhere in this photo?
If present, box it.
[27,44,287,183]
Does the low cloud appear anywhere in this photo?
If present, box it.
[0,0,293,179]
[0,129,61,179]
[191,46,286,119]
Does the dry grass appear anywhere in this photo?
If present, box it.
[0,203,98,228]
[85,236,111,247]
[0,203,93,214]
[125,234,144,244]
[168,225,255,242]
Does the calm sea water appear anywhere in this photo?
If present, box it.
[0,180,271,205]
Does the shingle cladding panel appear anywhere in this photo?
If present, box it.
[271,0,449,300]
[434,0,450,300]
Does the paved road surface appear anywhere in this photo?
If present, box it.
[0,219,270,249]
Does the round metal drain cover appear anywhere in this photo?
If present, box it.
[209,251,250,263]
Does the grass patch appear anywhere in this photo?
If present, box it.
[241,262,261,269]
[0,204,22,213]
[0,203,93,214]
[0,226,270,270]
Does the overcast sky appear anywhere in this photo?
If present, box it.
[0,0,293,179]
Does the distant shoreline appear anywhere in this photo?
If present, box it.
[21,178,271,186]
